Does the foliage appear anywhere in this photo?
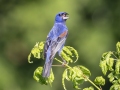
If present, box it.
[62,65,91,90]
[94,76,105,86]
[33,66,54,86]
[28,41,120,90]
[99,42,120,89]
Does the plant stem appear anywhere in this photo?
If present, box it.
[55,58,101,90]
[85,76,101,90]
[55,58,72,68]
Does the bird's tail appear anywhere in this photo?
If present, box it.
[42,60,53,77]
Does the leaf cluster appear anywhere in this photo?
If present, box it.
[28,41,120,90]
[99,42,120,89]
[28,41,95,90]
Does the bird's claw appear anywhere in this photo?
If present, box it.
[62,60,68,66]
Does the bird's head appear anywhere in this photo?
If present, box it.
[55,12,69,23]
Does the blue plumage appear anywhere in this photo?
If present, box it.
[42,12,69,77]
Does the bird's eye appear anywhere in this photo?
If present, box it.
[59,14,61,16]
[59,13,65,16]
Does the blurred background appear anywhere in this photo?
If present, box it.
[0,0,120,90]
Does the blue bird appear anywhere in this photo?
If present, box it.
[42,12,69,77]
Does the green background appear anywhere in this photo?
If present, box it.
[0,0,119,90]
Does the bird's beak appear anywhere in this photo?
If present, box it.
[63,16,69,19]
[63,13,69,20]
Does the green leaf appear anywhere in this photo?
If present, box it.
[77,65,91,78]
[28,42,45,63]
[100,52,113,75]
[61,50,73,63]
[72,67,85,83]
[116,42,120,57]
[62,67,83,90]
[108,72,114,82]
[31,43,41,58]
[83,86,94,90]
[66,46,79,63]
[62,46,73,56]
[62,66,91,90]
[94,76,105,86]
[110,84,120,90]
[38,41,44,50]
[115,60,120,74]
[61,46,79,63]
[28,53,33,63]
[107,58,114,71]
[33,66,54,85]
[62,68,70,90]
[72,66,91,89]
[99,60,108,75]
[71,67,83,81]
[48,69,54,86]
[101,52,112,61]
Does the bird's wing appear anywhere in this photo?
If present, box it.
[44,30,68,61]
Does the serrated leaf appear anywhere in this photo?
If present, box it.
[94,76,105,86]
[28,42,45,63]
[110,77,115,83]
[61,46,79,63]
[107,58,114,71]
[48,69,54,86]
[63,46,73,56]
[38,41,44,50]
[61,51,73,63]
[32,42,43,59]
[72,67,84,81]
[62,68,70,90]
[33,67,47,85]
[72,67,85,85]
[99,60,108,75]
[101,52,112,61]
[116,42,120,57]
[31,45,40,58]
[33,66,54,85]
[115,60,120,74]
[77,65,91,77]
[108,72,115,82]
[110,84,120,90]
[66,46,79,63]
[62,66,90,90]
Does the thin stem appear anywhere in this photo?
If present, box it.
[54,58,101,90]
[85,76,101,90]
[54,58,71,68]
[112,52,118,59]
[52,65,64,67]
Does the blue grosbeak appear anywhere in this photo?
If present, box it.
[42,12,69,77]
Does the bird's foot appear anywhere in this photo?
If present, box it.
[62,60,67,66]
[59,55,67,66]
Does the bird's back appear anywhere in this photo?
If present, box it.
[47,23,68,41]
